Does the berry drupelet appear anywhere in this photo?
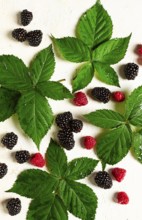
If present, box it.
[91,87,111,103]
[1,132,18,150]
[0,163,8,178]
[15,150,30,164]
[6,198,21,216]
[20,9,33,26]
[12,28,27,42]
[27,30,43,46]
[94,171,113,189]
[124,63,139,80]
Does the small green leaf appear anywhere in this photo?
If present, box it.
[93,35,131,64]
[7,169,58,199]
[37,81,73,100]
[46,139,67,177]
[84,110,125,129]
[65,158,98,180]
[52,37,91,63]
[132,130,142,163]
[17,90,54,148]
[27,194,68,220]
[94,62,120,87]
[30,45,55,85]
[72,63,94,92]
[76,0,113,48]
[97,125,132,165]
[0,55,32,92]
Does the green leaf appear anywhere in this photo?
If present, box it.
[52,37,91,63]
[7,169,58,199]
[93,35,131,64]
[30,45,55,85]
[0,55,32,92]
[27,194,68,220]
[37,81,73,100]
[65,158,98,180]
[84,110,125,129]
[58,180,98,220]
[46,139,67,177]
[76,0,113,48]
[0,88,20,121]
[132,130,142,163]
[94,62,120,87]
[17,90,54,148]
[97,125,132,165]
[72,63,94,92]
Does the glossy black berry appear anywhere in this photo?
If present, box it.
[21,9,33,26]
[56,112,73,129]
[91,87,111,103]
[70,119,83,133]
[7,198,21,216]
[94,171,112,189]
[124,63,139,80]
[12,28,27,42]
[0,163,8,178]
[15,150,30,164]
[1,132,18,150]
[58,129,75,150]
[27,30,43,46]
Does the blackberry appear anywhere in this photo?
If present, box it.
[12,28,27,42]
[27,30,43,46]
[58,129,75,150]
[1,132,18,150]
[0,163,8,178]
[21,9,33,26]
[6,198,21,216]
[56,112,73,129]
[15,150,30,164]
[94,171,112,189]
[70,119,83,133]
[91,87,111,103]
[124,63,139,80]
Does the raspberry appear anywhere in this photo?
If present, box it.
[70,119,83,133]
[0,163,8,178]
[12,28,27,42]
[58,129,75,150]
[124,63,139,80]
[137,45,142,56]
[1,132,18,150]
[15,150,30,164]
[56,112,73,129]
[94,171,113,189]
[27,30,43,46]
[117,192,129,204]
[91,87,111,103]
[112,91,125,102]
[30,153,45,168]
[83,136,96,149]
[73,92,88,106]
[21,9,33,26]
[112,167,126,182]
[6,198,21,216]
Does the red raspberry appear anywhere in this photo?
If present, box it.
[73,92,88,106]
[117,192,129,204]
[112,167,126,182]
[112,91,125,102]
[137,45,142,56]
[30,153,45,168]
[83,136,97,149]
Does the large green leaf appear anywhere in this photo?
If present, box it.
[132,130,142,163]
[52,37,91,63]
[84,110,125,129]
[7,169,58,199]
[0,55,32,92]
[93,35,131,64]
[76,0,113,48]
[97,125,132,165]
[17,90,54,148]
[30,45,55,85]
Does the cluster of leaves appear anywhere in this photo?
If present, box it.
[84,86,142,165]
[7,139,98,220]
[0,45,72,149]
[52,0,131,92]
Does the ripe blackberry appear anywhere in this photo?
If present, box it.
[21,9,33,26]
[70,119,83,133]
[0,163,8,178]
[6,198,21,216]
[15,150,30,164]
[27,30,43,46]
[124,63,139,80]
[91,87,111,103]
[58,129,75,150]
[56,112,73,129]
[12,28,27,42]
[94,171,113,189]
[1,132,18,150]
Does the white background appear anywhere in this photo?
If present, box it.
[0,0,142,219]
